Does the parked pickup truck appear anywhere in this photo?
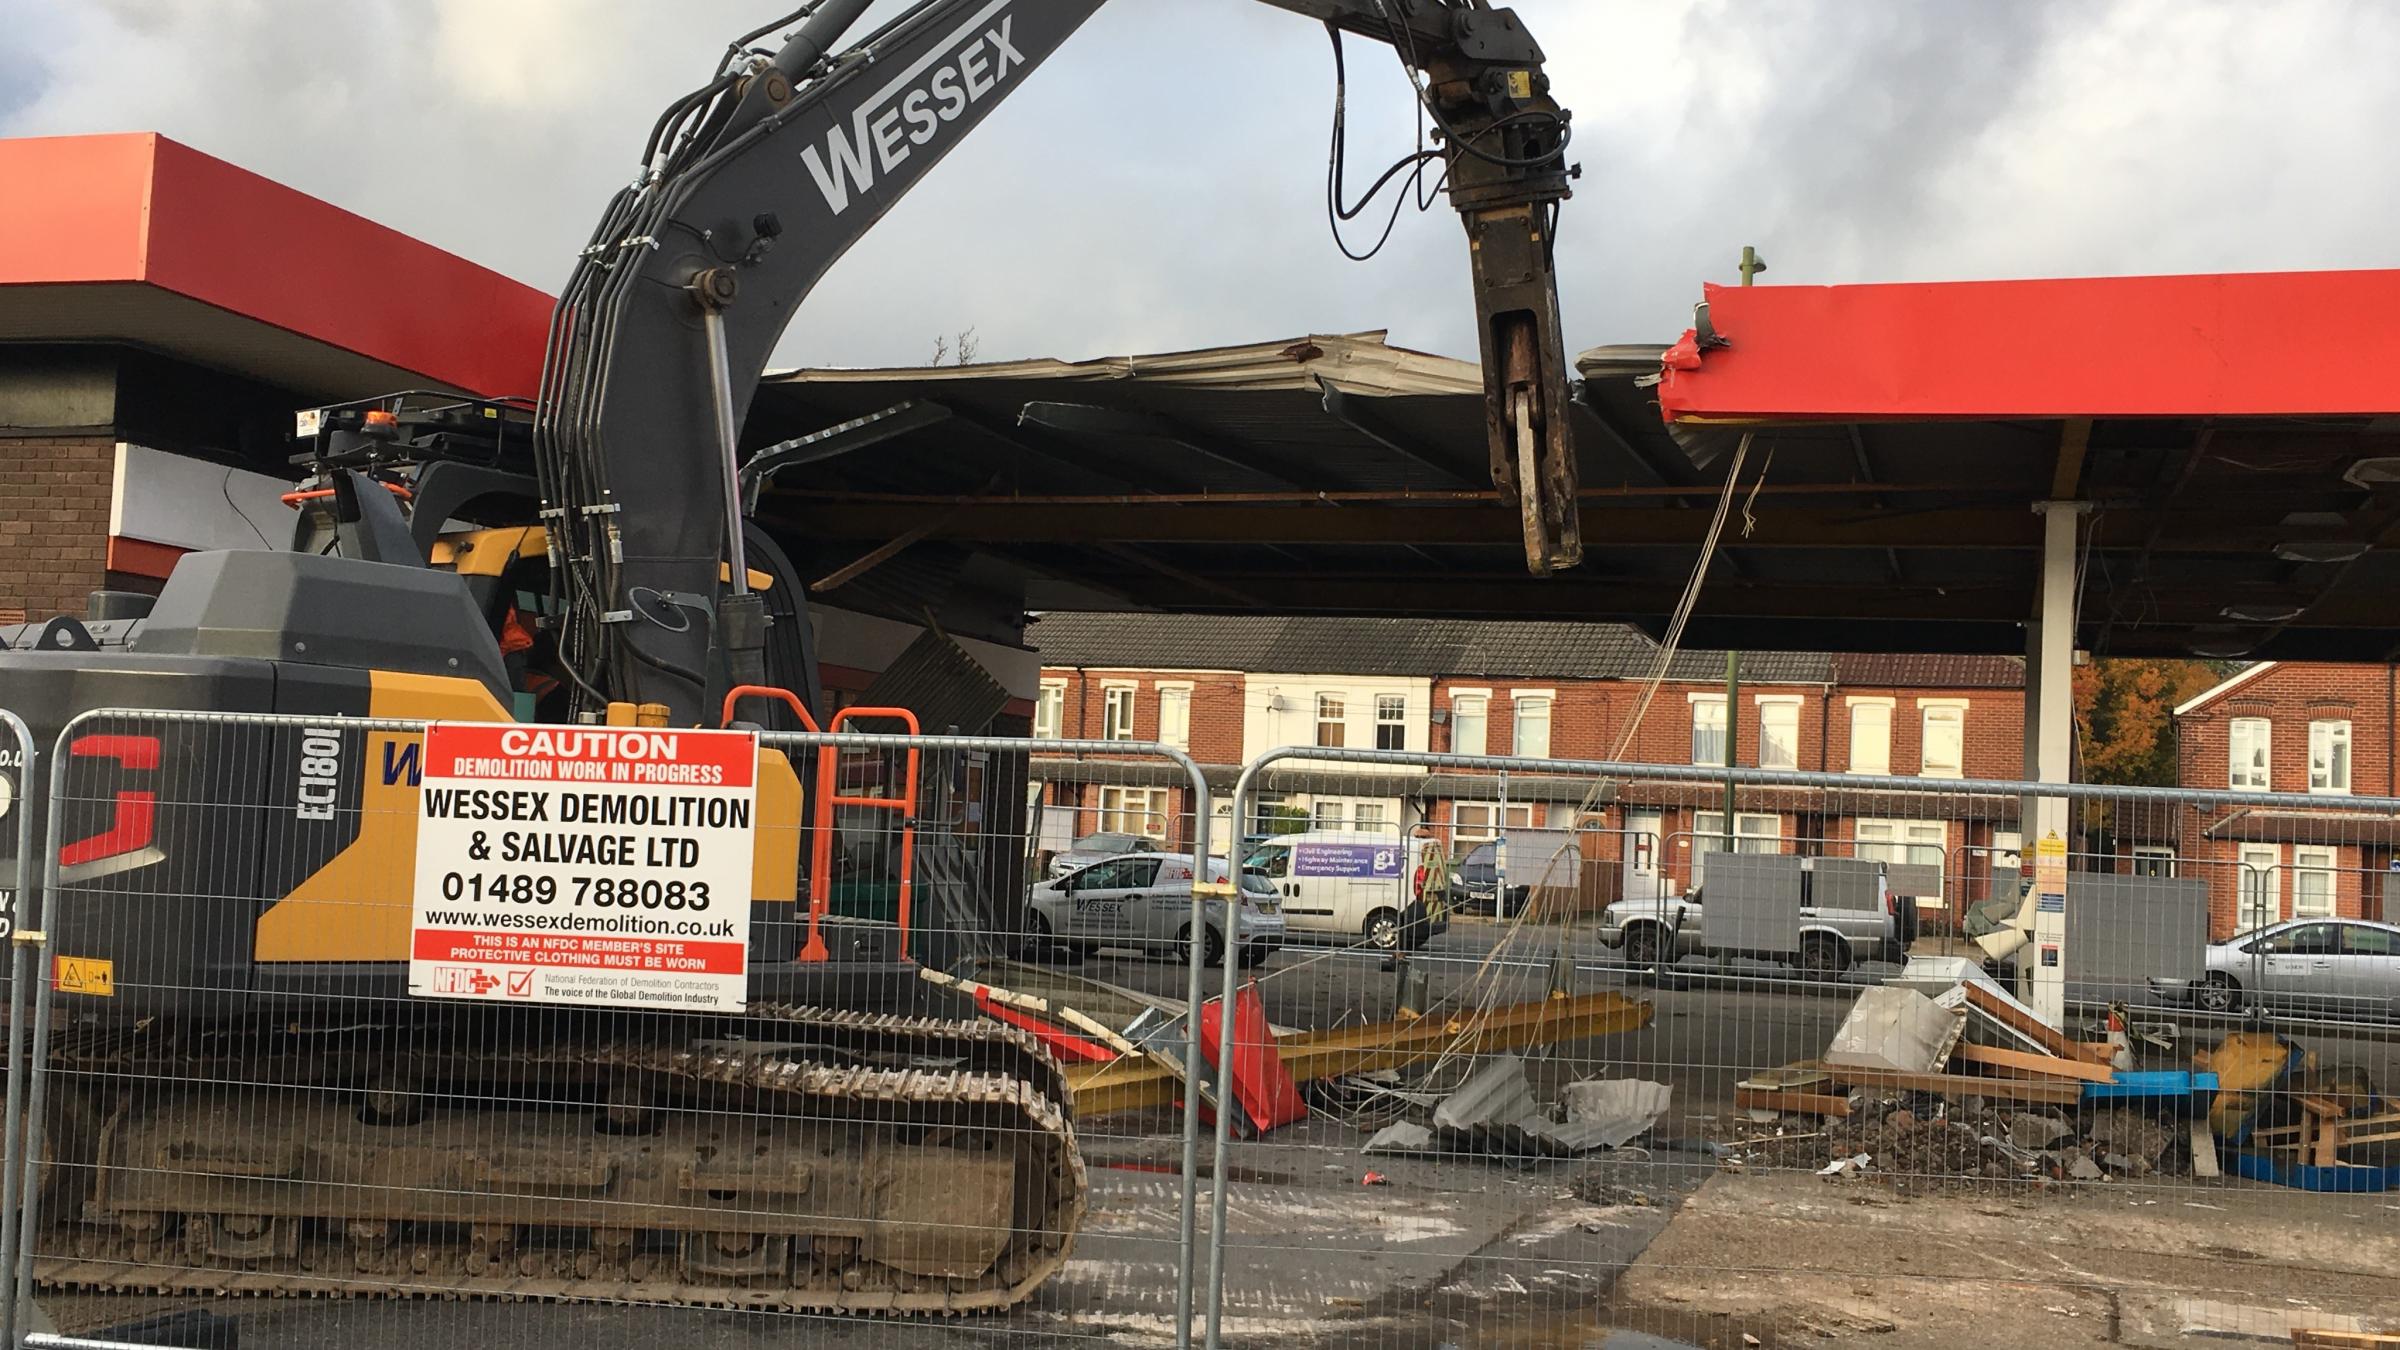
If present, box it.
[1595,856,1917,978]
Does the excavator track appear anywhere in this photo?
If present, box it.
[27,1004,1086,1315]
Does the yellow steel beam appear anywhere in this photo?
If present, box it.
[1063,990,1654,1118]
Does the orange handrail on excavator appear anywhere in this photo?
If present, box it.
[721,685,922,962]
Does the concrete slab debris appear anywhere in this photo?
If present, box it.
[1619,1171,2400,1349]
[2169,1298,2362,1341]
[2008,1112,2074,1151]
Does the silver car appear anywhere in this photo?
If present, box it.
[1047,830,1165,878]
[1028,853,1287,968]
[2187,918,2400,1019]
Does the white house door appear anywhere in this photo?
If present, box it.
[1624,810,1665,903]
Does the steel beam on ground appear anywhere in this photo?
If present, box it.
[1060,989,1653,1118]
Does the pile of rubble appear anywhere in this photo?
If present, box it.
[1722,961,2216,1188]
[1739,1098,2184,1188]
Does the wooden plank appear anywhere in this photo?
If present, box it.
[1737,1064,1833,1092]
[1734,1087,1854,1118]
[1953,1043,2119,1084]
[2293,1330,2400,1348]
[1962,984,2108,1064]
[2298,1093,2351,1120]
[2189,1116,2221,1179]
[2313,1111,2342,1168]
[1825,1064,2083,1105]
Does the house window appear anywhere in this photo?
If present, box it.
[2131,846,2175,878]
[1376,695,1408,751]
[1033,684,1063,741]
[1250,793,1306,836]
[2229,718,2271,790]
[1920,704,1965,778]
[1691,696,1727,766]
[1451,695,1488,757]
[1848,700,1891,775]
[1854,818,1946,870]
[1693,812,1782,854]
[1453,801,1535,841]
[2310,719,2352,794]
[1311,799,1346,831]
[1099,786,1169,839]
[1158,687,1191,751]
[1693,810,1780,883]
[1352,802,1389,832]
[2294,845,2337,918]
[1315,694,1346,748]
[1102,686,1137,741]
[1758,698,1800,771]
[1513,695,1553,758]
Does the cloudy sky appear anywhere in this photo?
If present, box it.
[6,0,2396,369]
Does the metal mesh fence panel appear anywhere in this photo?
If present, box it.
[1202,744,2400,1347]
[4,711,1214,1349]
[0,708,35,1350]
[20,712,2400,1346]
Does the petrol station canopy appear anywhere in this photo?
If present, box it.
[11,134,2400,660]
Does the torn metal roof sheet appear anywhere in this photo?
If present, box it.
[773,330,1479,398]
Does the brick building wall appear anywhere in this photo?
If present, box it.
[1034,668,1246,854]
[1041,668,1245,764]
[1033,646,2033,920]
[0,436,113,619]
[1828,685,2026,780]
[1428,676,2025,779]
[2174,663,2399,936]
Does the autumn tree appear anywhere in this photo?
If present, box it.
[2072,658,2226,787]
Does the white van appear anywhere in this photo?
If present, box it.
[1239,831,1450,951]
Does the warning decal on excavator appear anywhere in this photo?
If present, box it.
[409,723,758,1013]
[52,956,114,997]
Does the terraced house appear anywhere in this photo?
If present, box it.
[2167,662,2400,937]
[1028,614,2028,912]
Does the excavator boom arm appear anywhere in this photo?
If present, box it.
[539,0,1580,725]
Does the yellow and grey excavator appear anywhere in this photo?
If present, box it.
[0,0,1580,1314]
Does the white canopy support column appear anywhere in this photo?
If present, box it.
[2024,499,2088,1023]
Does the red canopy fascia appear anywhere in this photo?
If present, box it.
[0,133,550,398]
[1655,271,2400,423]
